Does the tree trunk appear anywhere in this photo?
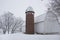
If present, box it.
[3,30,6,34]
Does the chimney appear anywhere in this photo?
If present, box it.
[25,6,35,34]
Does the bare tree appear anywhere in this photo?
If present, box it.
[48,0,60,24]
[49,0,60,16]
[11,17,24,33]
[0,12,24,34]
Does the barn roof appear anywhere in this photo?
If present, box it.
[34,13,47,23]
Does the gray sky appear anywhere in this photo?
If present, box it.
[0,0,49,20]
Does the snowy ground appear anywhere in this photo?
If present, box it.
[0,33,60,40]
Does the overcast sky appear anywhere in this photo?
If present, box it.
[0,0,49,20]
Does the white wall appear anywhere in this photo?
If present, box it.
[44,13,60,33]
[34,13,60,34]
[34,22,45,33]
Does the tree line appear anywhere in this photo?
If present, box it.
[0,12,24,34]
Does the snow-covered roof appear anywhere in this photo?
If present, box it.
[34,11,60,23]
[34,13,47,23]
[26,6,34,12]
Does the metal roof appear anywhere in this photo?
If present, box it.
[26,6,34,12]
[34,13,47,23]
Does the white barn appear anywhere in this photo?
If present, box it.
[34,9,60,34]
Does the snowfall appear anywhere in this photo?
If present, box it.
[0,32,60,40]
